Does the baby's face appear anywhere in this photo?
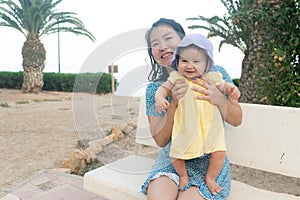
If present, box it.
[177,47,207,79]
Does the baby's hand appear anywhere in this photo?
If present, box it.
[205,178,222,195]
[155,98,169,114]
[227,84,241,101]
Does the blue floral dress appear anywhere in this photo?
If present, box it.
[141,65,233,200]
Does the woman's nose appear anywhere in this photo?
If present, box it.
[159,40,168,50]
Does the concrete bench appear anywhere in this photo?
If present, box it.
[83,97,300,200]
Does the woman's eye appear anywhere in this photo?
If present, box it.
[151,42,158,48]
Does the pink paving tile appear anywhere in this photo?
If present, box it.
[30,172,59,186]
[66,177,83,188]
[52,172,83,187]
[9,170,107,200]
[47,184,101,200]
[22,191,62,200]
[26,170,82,188]
[11,182,42,199]
[92,195,109,200]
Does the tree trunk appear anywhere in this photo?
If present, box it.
[239,0,280,104]
[238,49,259,103]
[239,29,263,104]
[21,38,46,93]
[240,0,282,104]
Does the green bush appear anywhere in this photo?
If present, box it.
[0,71,23,89]
[72,72,114,93]
[232,78,239,87]
[250,0,300,108]
[43,72,75,92]
[0,71,118,94]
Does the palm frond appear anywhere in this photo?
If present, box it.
[41,12,96,41]
[187,2,249,53]
[0,1,26,36]
[0,0,95,41]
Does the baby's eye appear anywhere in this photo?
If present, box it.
[180,59,188,63]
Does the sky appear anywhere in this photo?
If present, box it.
[0,0,244,80]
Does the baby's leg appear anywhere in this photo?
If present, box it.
[205,151,225,195]
[172,158,189,190]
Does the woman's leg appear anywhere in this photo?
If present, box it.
[177,186,205,200]
[147,176,178,200]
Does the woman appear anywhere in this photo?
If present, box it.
[141,18,242,200]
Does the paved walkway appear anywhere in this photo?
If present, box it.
[0,170,107,200]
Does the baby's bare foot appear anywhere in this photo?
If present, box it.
[179,176,189,191]
[206,178,222,195]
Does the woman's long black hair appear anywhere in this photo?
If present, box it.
[145,18,185,82]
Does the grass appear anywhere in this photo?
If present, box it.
[33,98,62,103]
[112,114,122,119]
[76,139,90,148]
[101,104,111,108]
[16,100,30,104]
[128,107,137,117]
[59,107,71,110]
[0,102,9,107]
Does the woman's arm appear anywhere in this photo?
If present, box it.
[192,76,242,126]
[148,101,178,147]
[147,79,186,147]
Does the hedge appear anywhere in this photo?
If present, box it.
[0,71,118,94]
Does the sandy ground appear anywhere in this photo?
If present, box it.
[0,89,148,192]
[0,89,299,197]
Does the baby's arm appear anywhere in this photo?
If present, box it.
[217,82,240,101]
[155,80,174,113]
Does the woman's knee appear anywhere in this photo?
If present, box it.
[147,176,178,200]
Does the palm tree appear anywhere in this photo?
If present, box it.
[187,0,256,103]
[0,0,95,93]
[188,0,300,106]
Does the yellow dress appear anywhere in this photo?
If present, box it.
[168,71,226,160]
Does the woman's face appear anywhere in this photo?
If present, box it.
[149,25,181,67]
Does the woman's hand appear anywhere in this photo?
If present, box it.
[191,76,242,126]
[191,76,225,107]
[170,79,188,105]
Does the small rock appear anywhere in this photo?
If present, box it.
[62,149,90,174]
[128,121,137,129]
[111,126,124,141]
[120,123,134,134]
[87,140,103,154]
